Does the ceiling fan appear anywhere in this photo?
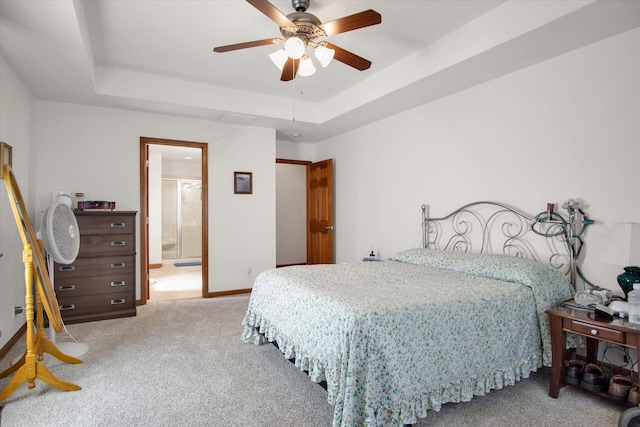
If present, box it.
[213,0,382,81]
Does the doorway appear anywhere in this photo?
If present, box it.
[276,158,334,266]
[161,178,202,260]
[140,137,209,304]
[276,159,309,267]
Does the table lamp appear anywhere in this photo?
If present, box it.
[601,222,640,299]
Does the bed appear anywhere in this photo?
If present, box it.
[242,202,579,426]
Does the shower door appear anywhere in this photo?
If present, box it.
[162,179,202,260]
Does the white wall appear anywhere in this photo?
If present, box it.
[162,159,201,179]
[276,140,316,161]
[276,163,306,265]
[0,57,34,347]
[208,129,276,289]
[316,28,640,296]
[148,150,163,265]
[31,101,276,297]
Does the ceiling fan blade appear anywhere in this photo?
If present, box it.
[281,58,300,81]
[324,43,372,71]
[247,0,296,28]
[213,38,282,53]
[319,9,381,37]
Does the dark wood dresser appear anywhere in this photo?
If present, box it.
[54,210,137,323]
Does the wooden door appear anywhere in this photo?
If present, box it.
[307,159,334,264]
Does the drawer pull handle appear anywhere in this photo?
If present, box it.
[59,304,75,311]
[111,222,126,228]
[111,299,125,305]
[111,241,126,247]
[111,263,126,268]
[59,285,75,291]
[58,266,75,272]
[111,281,126,287]
[590,329,598,336]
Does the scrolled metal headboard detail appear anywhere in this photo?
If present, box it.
[422,201,573,279]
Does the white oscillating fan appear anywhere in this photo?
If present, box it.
[40,194,89,366]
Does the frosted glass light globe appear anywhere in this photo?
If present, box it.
[298,56,316,77]
[284,37,305,59]
[269,49,288,70]
[314,45,335,68]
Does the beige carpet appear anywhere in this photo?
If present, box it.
[0,295,627,426]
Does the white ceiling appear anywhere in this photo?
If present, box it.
[1,0,639,143]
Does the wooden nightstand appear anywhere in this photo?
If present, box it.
[546,305,640,398]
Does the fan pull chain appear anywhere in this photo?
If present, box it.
[291,75,296,122]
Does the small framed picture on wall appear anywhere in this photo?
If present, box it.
[0,141,12,178]
[234,171,252,194]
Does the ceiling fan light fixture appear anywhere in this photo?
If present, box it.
[284,36,306,59]
[212,1,382,82]
[269,49,288,70]
[298,55,316,77]
[314,44,335,68]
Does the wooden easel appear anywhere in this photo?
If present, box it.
[0,165,81,402]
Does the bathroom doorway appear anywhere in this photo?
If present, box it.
[162,179,202,260]
[140,137,208,304]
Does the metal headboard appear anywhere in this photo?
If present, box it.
[421,201,587,286]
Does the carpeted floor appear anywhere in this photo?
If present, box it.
[0,295,627,426]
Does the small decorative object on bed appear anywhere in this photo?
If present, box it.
[242,201,586,426]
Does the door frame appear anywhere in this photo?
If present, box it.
[139,137,209,304]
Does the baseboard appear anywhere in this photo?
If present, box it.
[149,263,162,269]
[205,288,252,298]
[0,322,26,360]
[276,262,307,268]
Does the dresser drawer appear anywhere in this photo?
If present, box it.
[568,319,625,344]
[79,234,134,255]
[58,291,135,318]
[55,255,134,278]
[54,273,134,297]
[76,215,135,235]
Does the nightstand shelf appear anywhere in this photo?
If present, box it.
[547,305,640,402]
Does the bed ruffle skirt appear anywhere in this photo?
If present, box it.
[352,356,540,427]
[241,313,333,384]
[242,317,541,427]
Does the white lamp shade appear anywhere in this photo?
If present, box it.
[269,49,288,71]
[298,56,316,77]
[314,45,335,68]
[284,37,305,59]
[601,222,640,266]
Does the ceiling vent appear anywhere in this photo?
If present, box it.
[218,113,257,125]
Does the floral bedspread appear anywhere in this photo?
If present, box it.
[242,249,574,426]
